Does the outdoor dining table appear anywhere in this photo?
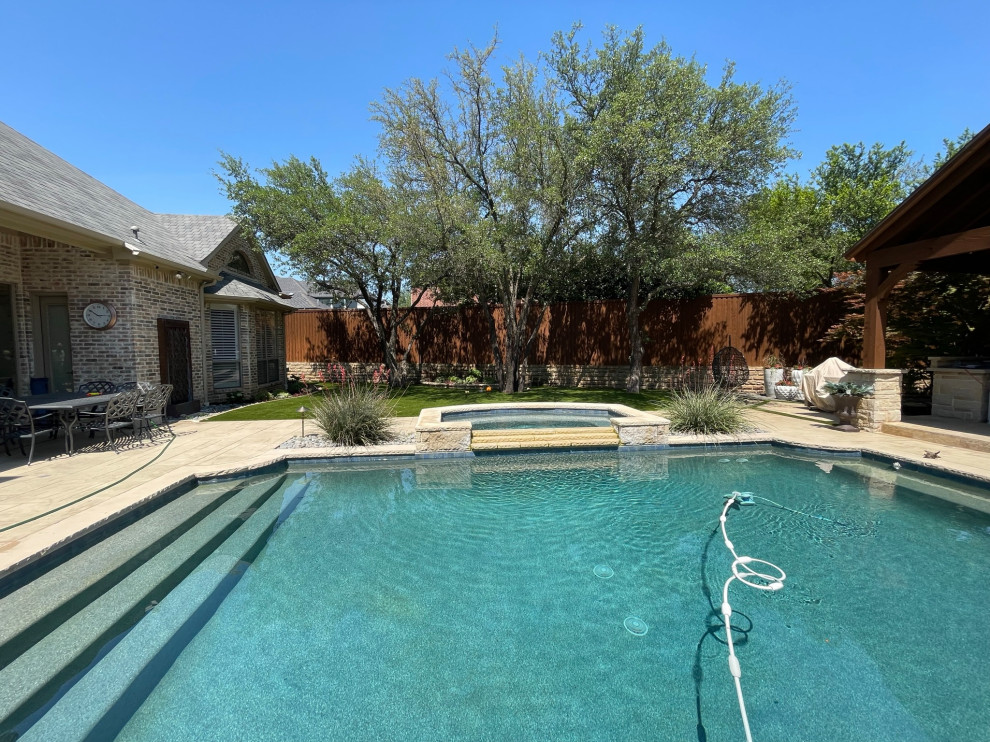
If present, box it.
[28,393,120,455]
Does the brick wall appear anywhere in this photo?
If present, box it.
[1,226,205,400]
[0,229,30,393]
[129,265,206,402]
[205,233,279,292]
[201,233,288,403]
[1,225,290,405]
[7,229,140,393]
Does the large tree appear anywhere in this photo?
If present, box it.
[373,38,589,393]
[727,140,919,293]
[547,26,795,392]
[821,129,985,382]
[217,155,449,386]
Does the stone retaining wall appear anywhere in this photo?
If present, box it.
[286,360,767,394]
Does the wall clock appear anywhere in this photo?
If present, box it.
[83,301,117,330]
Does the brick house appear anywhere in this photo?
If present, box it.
[0,121,293,409]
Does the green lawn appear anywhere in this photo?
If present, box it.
[207,385,673,421]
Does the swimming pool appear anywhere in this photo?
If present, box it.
[1,448,988,740]
[441,407,617,429]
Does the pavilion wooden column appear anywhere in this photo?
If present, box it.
[861,261,886,369]
[858,226,990,368]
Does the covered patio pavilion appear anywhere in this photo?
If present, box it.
[848,123,990,370]
[846,123,990,436]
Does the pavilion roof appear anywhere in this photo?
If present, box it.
[846,122,990,264]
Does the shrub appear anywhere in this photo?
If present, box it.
[823,381,874,397]
[286,374,305,394]
[664,386,747,435]
[311,383,396,446]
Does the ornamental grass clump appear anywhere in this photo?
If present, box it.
[664,385,747,435]
[311,382,396,446]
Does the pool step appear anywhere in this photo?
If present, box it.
[471,426,620,451]
[16,476,311,742]
[0,474,292,736]
[0,474,283,669]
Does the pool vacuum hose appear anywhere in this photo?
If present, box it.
[719,492,787,742]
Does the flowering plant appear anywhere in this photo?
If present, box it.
[372,363,390,386]
[326,362,348,385]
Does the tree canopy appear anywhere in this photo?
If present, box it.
[545,25,796,391]
[373,37,590,392]
[217,25,977,392]
[727,140,919,293]
[217,154,449,385]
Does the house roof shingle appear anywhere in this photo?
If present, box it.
[0,120,238,273]
[275,276,325,309]
[847,122,990,262]
[206,272,294,309]
[155,214,238,259]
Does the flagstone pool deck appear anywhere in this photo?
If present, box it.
[1,401,988,579]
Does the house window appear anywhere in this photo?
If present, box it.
[227,251,252,275]
[210,306,241,388]
[256,311,280,385]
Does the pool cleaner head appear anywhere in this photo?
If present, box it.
[725,491,756,506]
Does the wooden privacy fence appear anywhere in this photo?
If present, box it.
[285,292,857,368]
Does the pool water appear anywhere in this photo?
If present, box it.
[3,449,990,741]
[442,408,617,429]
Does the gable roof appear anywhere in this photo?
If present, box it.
[275,276,325,309]
[206,272,294,309]
[847,122,990,262]
[0,120,254,276]
[155,214,238,259]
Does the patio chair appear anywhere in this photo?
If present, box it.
[0,397,57,465]
[76,389,140,453]
[78,380,117,395]
[132,384,174,440]
[116,381,155,392]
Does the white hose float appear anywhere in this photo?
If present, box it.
[719,492,787,742]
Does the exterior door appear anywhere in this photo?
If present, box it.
[38,295,74,392]
[157,319,193,405]
[0,284,16,391]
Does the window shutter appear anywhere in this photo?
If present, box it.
[211,308,238,361]
[256,312,279,384]
[265,319,276,359]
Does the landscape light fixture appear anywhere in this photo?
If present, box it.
[297,405,308,437]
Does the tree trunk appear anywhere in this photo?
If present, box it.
[479,294,505,392]
[501,307,522,393]
[483,274,533,395]
[625,273,644,394]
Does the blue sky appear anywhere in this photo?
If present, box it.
[4,0,989,216]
